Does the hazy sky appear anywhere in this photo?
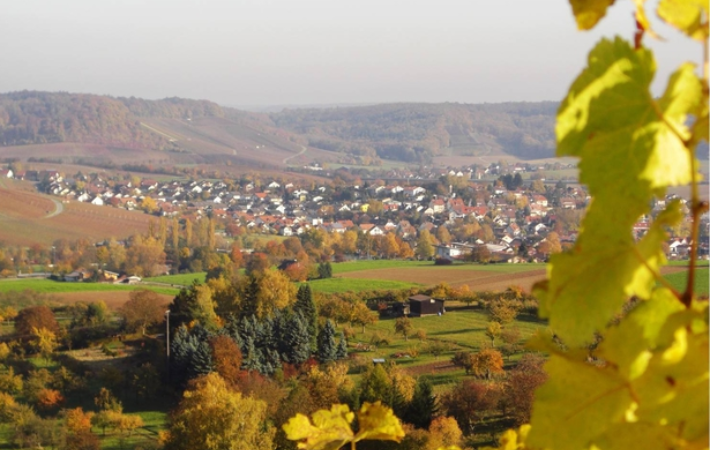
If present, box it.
[0,0,701,107]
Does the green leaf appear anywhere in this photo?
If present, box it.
[354,401,405,443]
[657,0,709,40]
[568,0,616,30]
[527,355,633,450]
[536,38,702,347]
[282,404,355,450]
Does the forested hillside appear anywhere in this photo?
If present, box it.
[0,92,229,150]
[0,92,560,164]
[0,91,161,149]
[270,102,559,162]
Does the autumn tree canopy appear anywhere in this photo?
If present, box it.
[119,290,167,335]
[164,373,274,450]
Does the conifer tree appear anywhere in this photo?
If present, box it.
[294,284,318,350]
[317,320,338,363]
[241,335,261,373]
[283,313,312,365]
[403,378,438,429]
[170,324,214,385]
[335,332,348,360]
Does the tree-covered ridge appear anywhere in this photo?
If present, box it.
[118,96,225,119]
[270,102,558,162]
[0,91,558,162]
[0,91,161,148]
[0,91,225,149]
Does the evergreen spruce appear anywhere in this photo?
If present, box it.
[317,319,338,363]
[317,262,333,279]
[403,378,438,429]
[241,335,261,373]
[170,324,214,385]
[335,332,348,360]
[294,284,318,350]
[283,313,312,365]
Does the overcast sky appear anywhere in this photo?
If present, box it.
[0,0,701,107]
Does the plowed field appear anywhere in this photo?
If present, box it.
[339,265,690,292]
[0,184,152,245]
[339,267,548,292]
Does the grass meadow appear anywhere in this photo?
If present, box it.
[306,277,419,293]
[663,267,709,295]
[145,272,207,286]
[0,278,179,296]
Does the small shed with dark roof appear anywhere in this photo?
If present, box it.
[408,294,445,317]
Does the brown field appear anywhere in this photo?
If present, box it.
[0,142,169,165]
[341,265,688,293]
[51,291,173,310]
[0,183,152,246]
[340,267,548,292]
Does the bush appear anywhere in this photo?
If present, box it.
[434,258,452,266]
[369,333,391,347]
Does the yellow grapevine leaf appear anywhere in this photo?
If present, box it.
[283,404,355,450]
[590,422,678,450]
[657,0,709,40]
[599,287,684,380]
[633,309,709,444]
[354,401,405,443]
[569,0,617,30]
[479,425,530,450]
[527,355,633,450]
[537,38,702,347]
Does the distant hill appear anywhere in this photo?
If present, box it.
[0,91,310,168]
[270,102,559,162]
[0,92,563,166]
[0,91,170,149]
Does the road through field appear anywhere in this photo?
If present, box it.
[43,197,64,218]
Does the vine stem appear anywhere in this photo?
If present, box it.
[681,34,710,308]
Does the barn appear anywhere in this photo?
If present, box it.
[408,295,445,317]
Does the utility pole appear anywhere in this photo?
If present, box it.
[165,310,171,382]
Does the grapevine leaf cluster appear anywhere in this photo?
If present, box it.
[526,0,709,449]
[283,402,405,450]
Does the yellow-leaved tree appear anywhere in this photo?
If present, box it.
[285,1,709,449]
[164,372,275,450]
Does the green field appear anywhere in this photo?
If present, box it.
[666,260,709,267]
[307,278,419,294]
[145,272,207,286]
[366,309,544,351]
[342,308,548,387]
[663,268,709,295]
[332,260,432,274]
[0,278,179,296]
[332,260,545,274]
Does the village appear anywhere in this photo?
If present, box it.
[1,161,702,265]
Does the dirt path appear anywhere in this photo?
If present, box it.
[283,145,307,164]
[43,197,64,218]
